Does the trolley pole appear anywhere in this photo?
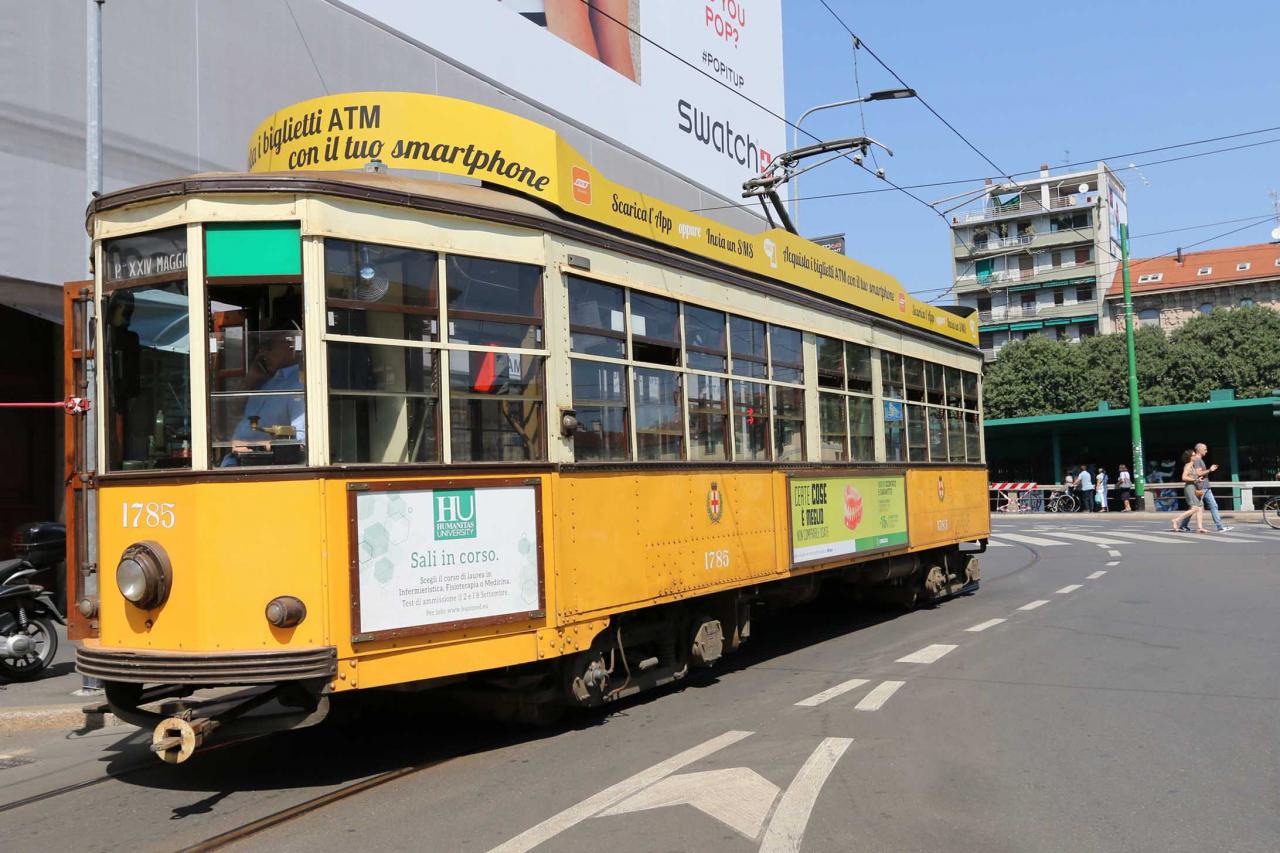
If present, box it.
[1119,223,1146,502]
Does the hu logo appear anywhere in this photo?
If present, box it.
[571,166,592,204]
[434,489,477,540]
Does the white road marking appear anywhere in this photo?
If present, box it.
[758,738,854,853]
[854,680,905,712]
[897,644,957,664]
[1105,561,1119,567]
[1149,529,1257,543]
[601,768,778,840]
[1088,570,1108,579]
[1107,549,1122,558]
[1056,584,1082,594]
[1018,599,1050,611]
[488,730,753,853]
[991,533,1068,547]
[1110,530,1200,544]
[984,539,1012,547]
[1095,543,1112,549]
[1045,531,1129,546]
[966,617,1006,632]
[794,678,869,708]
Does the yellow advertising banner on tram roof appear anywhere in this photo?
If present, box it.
[246,92,977,346]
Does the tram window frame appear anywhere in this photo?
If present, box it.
[688,373,730,461]
[769,325,804,385]
[846,343,874,395]
[567,275,627,358]
[731,379,770,461]
[881,351,905,400]
[816,336,845,390]
[629,291,681,366]
[773,385,805,462]
[819,393,848,461]
[730,315,768,379]
[685,305,728,373]
[633,367,685,461]
[324,239,439,342]
[926,362,946,406]
[849,394,875,462]
[906,403,929,462]
[569,358,630,462]
[444,255,543,350]
[926,404,948,462]
[327,340,441,464]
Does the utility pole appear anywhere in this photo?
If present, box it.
[1119,222,1146,503]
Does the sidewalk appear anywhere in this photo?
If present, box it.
[0,626,117,734]
[991,509,1272,526]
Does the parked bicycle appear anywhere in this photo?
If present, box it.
[1263,495,1280,530]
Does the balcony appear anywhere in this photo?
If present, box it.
[956,193,1095,225]
[977,300,1103,329]
[954,261,1100,294]
[956,223,1096,259]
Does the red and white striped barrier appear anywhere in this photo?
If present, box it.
[990,482,1037,491]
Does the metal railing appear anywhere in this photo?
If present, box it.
[959,193,1094,224]
[987,481,1280,513]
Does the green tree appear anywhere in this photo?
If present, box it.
[983,306,1280,418]
[982,334,1087,418]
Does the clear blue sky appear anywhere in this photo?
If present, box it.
[780,0,1280,299]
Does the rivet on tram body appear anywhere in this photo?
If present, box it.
[348,660,356,668]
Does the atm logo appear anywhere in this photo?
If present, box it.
[433,489,477,540]
[571,167,592,204]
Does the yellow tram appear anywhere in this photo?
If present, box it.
[68,94,990,762]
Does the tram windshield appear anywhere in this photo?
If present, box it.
[103,229,192,472]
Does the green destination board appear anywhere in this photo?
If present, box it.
[789,474,908,565]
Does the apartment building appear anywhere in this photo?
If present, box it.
[949,163,1127,360]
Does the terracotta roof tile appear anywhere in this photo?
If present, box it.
[1106,242,1280,298]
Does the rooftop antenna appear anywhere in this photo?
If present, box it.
[1270,190,1280,242]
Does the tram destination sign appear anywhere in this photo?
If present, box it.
[247,93,978,347]
[350,480,543,641]
[788,473,909,567]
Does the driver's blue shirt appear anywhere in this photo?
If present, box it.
[222,364,305,466]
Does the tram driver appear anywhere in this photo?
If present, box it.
[222,327,306,466]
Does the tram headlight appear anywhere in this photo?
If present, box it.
[116,542,172,610]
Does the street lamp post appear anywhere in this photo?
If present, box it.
[1119,222,1147,504]
[789,88,915,227]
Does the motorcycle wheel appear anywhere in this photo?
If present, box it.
[0,615,59,682]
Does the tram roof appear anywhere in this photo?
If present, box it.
[88,169,980,355]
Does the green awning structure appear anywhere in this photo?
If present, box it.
[1044,318,1071,326]
[1010,321,1044,330]
[1006,274,1097,293]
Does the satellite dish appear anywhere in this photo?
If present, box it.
[1078,183,1089,194]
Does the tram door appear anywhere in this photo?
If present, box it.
[64,280,99,641]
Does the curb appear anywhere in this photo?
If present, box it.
[0,704,122,734]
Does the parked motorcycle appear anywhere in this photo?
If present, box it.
[0,522,67,681]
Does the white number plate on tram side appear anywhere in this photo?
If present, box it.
[120,501,176,529]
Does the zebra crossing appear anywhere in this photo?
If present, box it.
[986,525,1276,548]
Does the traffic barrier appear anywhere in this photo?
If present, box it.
[987,481,1280,512]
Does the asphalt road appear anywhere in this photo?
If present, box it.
[1,516,1277,852]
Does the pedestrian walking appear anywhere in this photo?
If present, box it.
[1076,465,1094,513]
[1095,467,1109,512]
[1178,442,1233,532]
[1117,464,1133,512]
[1171,448,1207,533]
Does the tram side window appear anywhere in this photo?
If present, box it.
[816,336,844,389]
[819,395,847,461]
[634,368,684,460]
[846,344,873,395]
[906,403,928,462]
[324,240,441,464]
[927,406,948,462]
[207,282,306,468]
[926,362,945,406]
[849,395,875,461]
[730,315,767,379]
[324,240,438,341]
[630,292,680,365]
[769,325,804,384]
[689,374,729,461]
[947,409,967,462]
[904,357,927,403]
[732,380,770,461]
[685,305,727,372]
[881,351,905,400]
[446,256,546,462]
[571,360,629,461]
[567,276,626,358]
[883,399,906,462]
[329,342,439,463]
[962,370,982,462]
[774,387,805,462]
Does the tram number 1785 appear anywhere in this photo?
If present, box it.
[703,549,731,570]
[121,501,176,529]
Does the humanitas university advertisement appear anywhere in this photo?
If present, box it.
[343,0,786,203]
[789,475,909,565]
[353,485,542,637]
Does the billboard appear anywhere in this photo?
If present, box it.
[351,482,543,640]
[789,474,909,566]
[343,0,786,203]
